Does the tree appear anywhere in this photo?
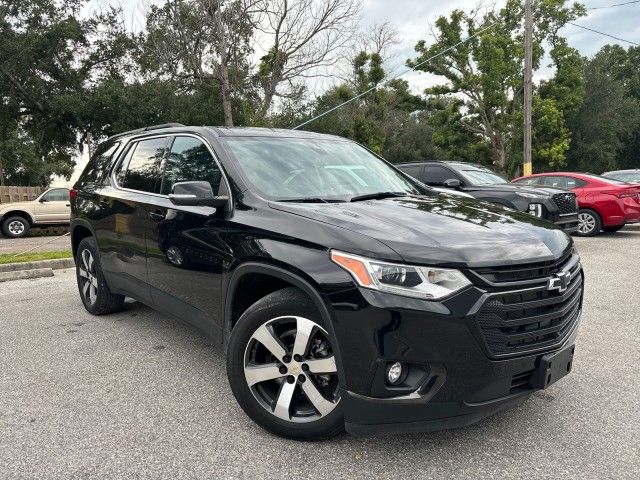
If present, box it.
[253,0,361,121]
[407,0,585,174]
[0,0,134,185]
[566,46,640,172]
[141,0,261,126]
[304,50,445,162]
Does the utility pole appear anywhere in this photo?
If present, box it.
[523,0,533,176]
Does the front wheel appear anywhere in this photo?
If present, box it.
[576,209,602,236]
[1,216,31,238]
[227,287,343,441]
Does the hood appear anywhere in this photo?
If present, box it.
[465,184,569,196]
[269,195,571,267]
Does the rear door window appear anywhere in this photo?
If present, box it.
[119,137,170,193]
[400,164,424,182]
[423,165,457,186]
[160,136,223,195]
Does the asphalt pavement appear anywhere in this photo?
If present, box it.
[0,234,71,255]
[0,226,639,479]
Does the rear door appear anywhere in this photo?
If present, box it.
[34,188,70,223]
[99,135,171,301]
[143,134,232,337]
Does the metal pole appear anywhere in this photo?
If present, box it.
[523,0,533,176]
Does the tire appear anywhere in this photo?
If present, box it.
[576,209,602,236]
[1,216,31,238]
[602,224,624,233]
[227,287,344,441]
[75,237,125,315]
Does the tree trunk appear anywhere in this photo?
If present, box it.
[0,157,4,186]
[219,61,234,126]
[491,133,508,175]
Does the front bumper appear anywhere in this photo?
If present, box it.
[327,254,583,436]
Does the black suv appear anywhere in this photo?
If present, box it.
[398,161,579,232]
[71,125,583,440]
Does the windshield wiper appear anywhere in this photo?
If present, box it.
[349,191,409,202]
[278,197,343,203]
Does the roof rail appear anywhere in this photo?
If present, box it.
[107,123,185,141]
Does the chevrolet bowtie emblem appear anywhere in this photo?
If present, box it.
[548,271,571,292]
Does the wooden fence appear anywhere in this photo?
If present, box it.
[0,186,44,204]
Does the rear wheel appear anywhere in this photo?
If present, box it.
[576,209,601,236]
[1,216,31,238]
[76,237,125,315]
[602,224,624,233]
[227,287,343,441]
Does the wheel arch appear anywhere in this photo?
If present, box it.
[224,262,346,386]
[70,219,96,258]
[0,209,34,225]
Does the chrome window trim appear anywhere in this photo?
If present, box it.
[110,132,234,211]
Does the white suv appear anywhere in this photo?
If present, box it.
[0,188,70,238]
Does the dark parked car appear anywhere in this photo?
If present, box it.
[71,125,583,440]
[397,161,579,232]
[602,169,640,184]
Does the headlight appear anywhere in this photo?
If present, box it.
[528,203,543,217]
[330,251,471,300]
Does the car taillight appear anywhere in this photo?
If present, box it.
[69,189,78,200]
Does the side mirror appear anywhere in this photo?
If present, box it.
[443,178,462,189]
[169,181,228,209]
[39,197,48,203]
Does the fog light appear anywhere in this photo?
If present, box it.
[386,362,403,385]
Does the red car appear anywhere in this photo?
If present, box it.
[512,172,640,236]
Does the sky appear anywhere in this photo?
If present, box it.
[55,0,639,186]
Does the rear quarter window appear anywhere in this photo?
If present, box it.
[77,142,121,187]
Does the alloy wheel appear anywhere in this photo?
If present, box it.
[243,316,340,423]
[8,220,25,236]
[577,212,596,235]
[78,249,98,305]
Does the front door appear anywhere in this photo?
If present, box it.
[34,188,70,223]
[143,135,232,338]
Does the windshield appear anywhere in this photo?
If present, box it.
[223,137,421,201]
[458,168,508,186]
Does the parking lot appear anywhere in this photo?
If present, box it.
[1,226,639,479]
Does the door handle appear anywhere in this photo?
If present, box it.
[149,211,165,222]
[65,203,71,207]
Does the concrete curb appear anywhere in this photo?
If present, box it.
[0,258,74,273]
[0,267,54,283]
[0,258,74,282]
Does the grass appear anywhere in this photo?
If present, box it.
[0,250,73,265]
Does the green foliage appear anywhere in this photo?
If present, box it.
[566,46,640,173]
[407,0,585,173]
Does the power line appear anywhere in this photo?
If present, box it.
[587,0,640,10]
[292,21,499,130]
[566,21,639,46]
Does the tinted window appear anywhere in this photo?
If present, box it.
[399,164,424,181]
[41,189,69,202]
[424,165,457,185]
[79,142,120,186]
[121,137,169,193]
[161,137,222,195]
[223,137,420,200]
[458,169,507,186]
[542,176,586,189]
